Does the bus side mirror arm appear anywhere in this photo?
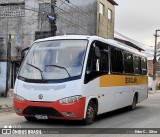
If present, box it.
[96,59,100,72]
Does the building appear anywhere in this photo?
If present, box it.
[148,60,160,88]
[56,0,118,39]
[0,0,117,94]
[0,0,41,94]
[0,0,118,57]
[114,37,145,52]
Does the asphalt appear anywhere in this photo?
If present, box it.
[1,91,160,136]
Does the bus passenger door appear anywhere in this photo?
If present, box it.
[84,41,114,114]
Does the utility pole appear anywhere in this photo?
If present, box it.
[50,0,57,36]
[5,34,11,97]
[152,30,160,93]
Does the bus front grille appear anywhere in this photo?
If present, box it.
[23,106,63,117]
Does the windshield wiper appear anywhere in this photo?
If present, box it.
[27,63,44,80]
[45,64,71,77]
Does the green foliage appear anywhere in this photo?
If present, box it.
[148,87,152,91]
[157,84,160,90]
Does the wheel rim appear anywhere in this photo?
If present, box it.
[87,106,95,121]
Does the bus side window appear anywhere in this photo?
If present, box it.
[110,48,123,74]
[133,55,141,75]
[84,41,109,83]
[85,45,94,74]
[141,58,147,75]
[123,52,134,74]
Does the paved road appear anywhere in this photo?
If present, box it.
[0,93,160,136]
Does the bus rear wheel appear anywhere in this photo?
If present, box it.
[83,101,97,125]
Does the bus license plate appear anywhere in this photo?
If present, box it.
[35,115,48,119]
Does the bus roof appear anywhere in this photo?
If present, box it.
[34,35,146,57]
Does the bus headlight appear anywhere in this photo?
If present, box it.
[14,94,25,101]
[59,95,82,104]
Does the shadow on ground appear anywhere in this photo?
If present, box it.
[22,106,144,126]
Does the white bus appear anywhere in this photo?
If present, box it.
[13,35,148,125]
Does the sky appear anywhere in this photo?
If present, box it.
[115,0,160,50]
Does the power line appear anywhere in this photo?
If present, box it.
[1,0,150,51]
[25,3,88,34]
[28,1,149,47]
[34,0,111,36]
[55,0,66,12]
[57,0,151,50]
[36,0,90,33]
[0,3,86,40]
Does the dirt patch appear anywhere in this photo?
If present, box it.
[0,104,14,113]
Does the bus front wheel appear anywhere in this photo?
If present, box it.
[83,101,97,125]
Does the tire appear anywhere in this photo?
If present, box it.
[83,101,97,125]
[130,95,137,110]
[24,116,37,121]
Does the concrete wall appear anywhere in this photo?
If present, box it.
[0,62,7,94]
[0,0,116,60]
[0,0,40,59]
[56,0,115,38]
[56,0,97,36]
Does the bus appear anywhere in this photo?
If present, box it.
[13,35,148,125]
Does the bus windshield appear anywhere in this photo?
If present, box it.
[19,40,88,80]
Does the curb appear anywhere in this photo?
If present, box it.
[0,104,13,109]
[148,91,160,94]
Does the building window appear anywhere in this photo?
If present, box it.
[99,3,104,15]
[110,48,123,73]
[39,3,51,13]
[0,3,25,17]
[108,9,112,20]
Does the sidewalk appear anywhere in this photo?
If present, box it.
[0,89,13,109]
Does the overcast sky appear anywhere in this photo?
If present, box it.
[115,0,160,49]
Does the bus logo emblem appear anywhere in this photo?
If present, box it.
[39,94,43,100]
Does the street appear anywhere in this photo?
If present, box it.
[0,0,160,137]
[0,93,160,130]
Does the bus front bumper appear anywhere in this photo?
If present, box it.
[13,97,86,120]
